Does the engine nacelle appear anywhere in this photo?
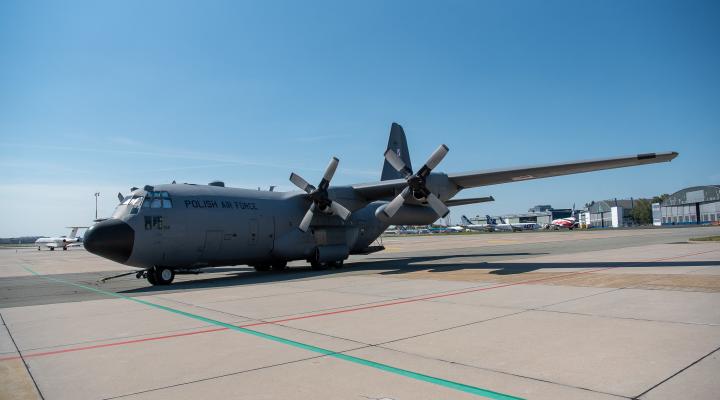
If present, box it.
[314,244,349,263]
[375,204,440,225]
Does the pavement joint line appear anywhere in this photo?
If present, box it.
[101,354,331,400]
[631,345,720,399]
[0,313,45,400]
[533,308,720,327]
[6,247,716,363]
[370,343,634,400]
[102,340,384,400]
[15,264,525,400]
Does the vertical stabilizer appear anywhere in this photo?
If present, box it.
[381,123,412,181]
[461,215,473,226]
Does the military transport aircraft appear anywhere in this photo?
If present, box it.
[84,123,678,285]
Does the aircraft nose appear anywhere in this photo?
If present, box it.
[84,219,134,264]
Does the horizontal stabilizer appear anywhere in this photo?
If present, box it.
[445,196,495,207]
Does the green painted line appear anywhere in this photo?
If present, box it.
[21,265,524,400]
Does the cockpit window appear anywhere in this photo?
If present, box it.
[113,194,144,217]
[144,191,173,209]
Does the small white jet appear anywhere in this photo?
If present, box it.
[35,227,89,251]
[480,215,540,232]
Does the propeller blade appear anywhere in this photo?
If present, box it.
[425,192,450,218]
[321,157,339,183]
[329,200,351,220]
[381,187,411,218]
[384,149,413,178]
[290,173,315,193]
[423,144,449,172]
[298,203,316,232]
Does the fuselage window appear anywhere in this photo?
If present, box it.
[144,215,164,230]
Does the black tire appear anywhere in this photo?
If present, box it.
[253,264,271,272]
[154,267,175,285]
[271,261,287,272]
[50,247,54,251]
[147,269,158,285]
[310,260,328,271]
[38,247,41,251]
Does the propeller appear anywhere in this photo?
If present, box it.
[289,157,351,232]
[381,144,450,219]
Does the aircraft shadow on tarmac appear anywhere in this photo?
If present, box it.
[115,253,719,294]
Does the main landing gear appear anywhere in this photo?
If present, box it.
[310,259,344,270]
[253,260,288,272]
[142,266,175,285]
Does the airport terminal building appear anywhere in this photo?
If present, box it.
[655,185,720,225]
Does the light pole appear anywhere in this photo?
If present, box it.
[94,192,100,220]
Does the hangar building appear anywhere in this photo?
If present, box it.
[655,185,720,225]
[585,199,637,228]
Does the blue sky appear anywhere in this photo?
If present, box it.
[1,0,718,236]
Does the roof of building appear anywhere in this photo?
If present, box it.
[662,185,720,206]
[586,199,639,213]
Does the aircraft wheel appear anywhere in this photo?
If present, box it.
[63,247,67,251]
[310,260,328,271]
[253,264,271,272]
[50,247,54,251]
[271,261,287,272]
[38,247,41,251]
[154,267,175,285]
[147,270,158,285]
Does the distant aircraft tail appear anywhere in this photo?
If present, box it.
[381,122,413,181]
[66,226,89,239]
[461,215,473,226]
[485,215,496,225]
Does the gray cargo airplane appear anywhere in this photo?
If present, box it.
[84,123,678,285]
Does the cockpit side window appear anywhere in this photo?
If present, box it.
[114,194,144,217]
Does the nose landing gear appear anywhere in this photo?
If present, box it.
[142,266,175,285]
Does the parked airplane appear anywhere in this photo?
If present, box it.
[460,215,494,232]
[35,227,89,251]
[84,122,678,285]
[549,205,578,229]
[488,216,541,232]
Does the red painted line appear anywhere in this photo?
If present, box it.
[0,327,228,362]
[4,248,717,362]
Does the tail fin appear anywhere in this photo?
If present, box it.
[461,215,473,225]
[381,122,412,181]
[486,215,495,225]
[66,226,89,239]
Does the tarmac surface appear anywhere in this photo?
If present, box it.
[1,226,719,400]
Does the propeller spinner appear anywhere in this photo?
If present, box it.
[289,157,351,232]
[380,144,450,219]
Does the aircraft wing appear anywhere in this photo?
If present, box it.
[448,152,678,189]
[351,152,677,200]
